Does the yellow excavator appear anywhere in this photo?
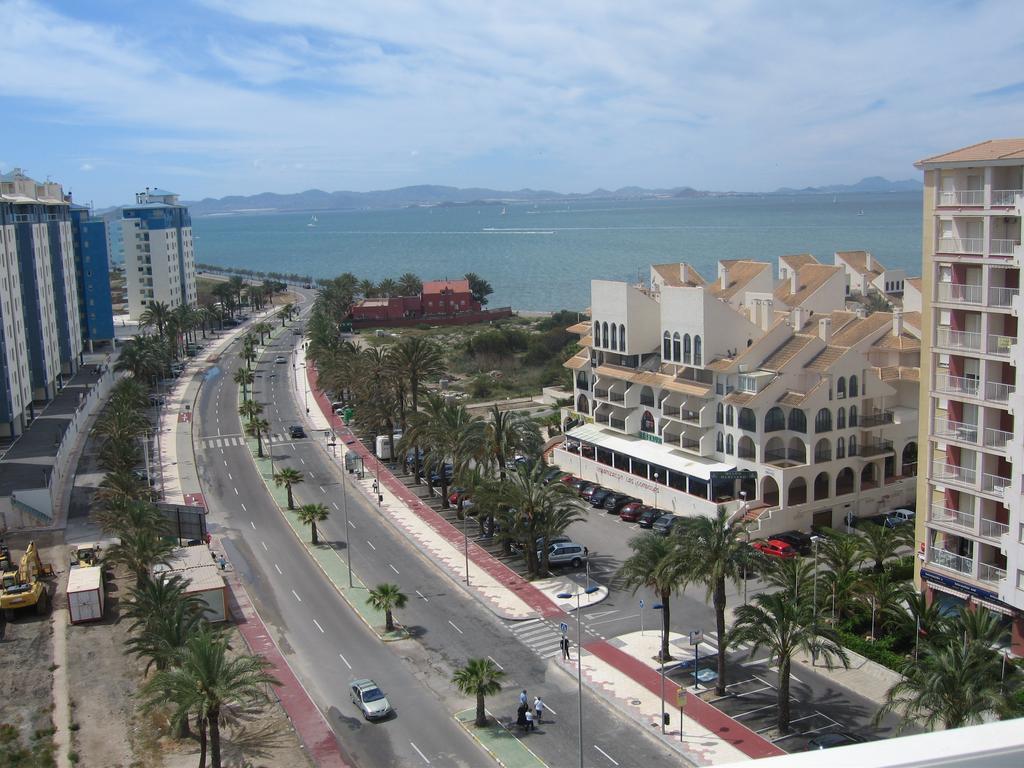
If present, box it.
[0,541,51,618]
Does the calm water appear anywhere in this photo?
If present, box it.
[191,193,923,311]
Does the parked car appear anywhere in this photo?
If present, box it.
[289,425,306,439]
[884,508,915,528]
[772,530,814,556]
[637,507,662,528]
[805,732,866,750]
[540,541,587,568]
[514,535,571,554]
[274,356,286,364]
[751,538,798,559]
[542,467,565,485]
[618,502,649,522]
[420,463,453,484]
[652,514,677,536]
[349,679,392,720]
[602,493,638,513]
[589,488,614,507]
[568,478,591,493]
[447,487,467,506]
[579,484,603,501]
[559,474,581,487]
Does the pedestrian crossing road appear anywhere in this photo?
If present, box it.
[507,618,566,660]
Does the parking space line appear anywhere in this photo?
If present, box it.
[486,655,503,670]
[594,745,618,765]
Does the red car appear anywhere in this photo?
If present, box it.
[619,502,648,522]
[559,474,581,486]
[752,539,798,559]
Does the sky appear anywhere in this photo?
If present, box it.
[2,0,1023,207]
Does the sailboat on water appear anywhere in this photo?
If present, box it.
[308,214,318,227]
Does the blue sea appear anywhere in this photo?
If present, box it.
[191,193,923,312]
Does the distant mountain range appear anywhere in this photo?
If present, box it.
[173,177,920,216]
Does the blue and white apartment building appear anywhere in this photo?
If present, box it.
[69,204,115,349]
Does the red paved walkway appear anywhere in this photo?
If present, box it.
[219,538,351,768]
[585,640,785,759]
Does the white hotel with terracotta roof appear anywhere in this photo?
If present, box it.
[914,138,1024,653]
[556,252,920,535]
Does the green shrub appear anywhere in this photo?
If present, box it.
[835,628,906,671]
[469,375,492,399]
[885,555,915,581]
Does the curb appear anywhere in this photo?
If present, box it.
[453,709,547,768]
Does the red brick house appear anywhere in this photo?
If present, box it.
[420,279,481,316]
[349,278,506,328]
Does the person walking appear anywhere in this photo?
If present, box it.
[519,689,528,707]
[534,696,545,724]
[524,707,534,732]
[561,636,571,660]
[516,702,528,731]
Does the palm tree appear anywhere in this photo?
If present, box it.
[731,591,849,733]
[452,658,505,727]
[126,592,209,672]
[367,583,407,632]
[761,556,816,603]
[672,507,753,694]
[388,336,445,422]
[253,321,273,345]
[296,503,329,544]
[857,522,911,573]
[93,499,167,539]
[280,302,295,327]
[95,469,150,509]
[397,272,422,297]
[358,278,376,298]
[481,405,541,480]
[104,526,175,586]
[245,416,270,458]
[140,300,172,338]
[125,572,205,630]
[958,605,1010,647]
[98,437,142,475]
[140,624,279,768]
[855,572,913,640]
[617,534,689,662]
[241,335,258,370]
[238,399,264,423]
[900,590,951,654]
[273,467,304,510]
[818,529,867,624]
[233,368,254,399]
[377,278,399,297]
[228,274,246,310]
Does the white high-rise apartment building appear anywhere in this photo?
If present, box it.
[0,169,82,436]
[556,254,919,535]
[914,139,1024,654]
[122,188,197,319]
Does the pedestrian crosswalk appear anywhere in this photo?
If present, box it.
[199,433,297,449]
[507,618,565,659]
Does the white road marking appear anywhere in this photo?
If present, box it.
[486,655,503,670]
[313,619,324,633]
[389,564,400,574]
[366,540,376,551]
[348,520,356,529]
[415,590,428,602]
[241,503,247,512]
[309,471,315,478]
[261,541,268,551]
[233,487,239,495]
[250,521,256,529]
[228,473,233,481]
[300,458,306,465]
[224,460,228,467]
[320,486,326,494]
[741,657,772,667]
[220,448,225,455]
[448,620,463,634]
[339,653,352,670]
[274,564,282,575]
[594,746,618,765]
[332,502,339,510]
[292,589,302,602]
[410,742,431,764]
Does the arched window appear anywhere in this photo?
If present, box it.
[764,407,785,432]
[849,405,858,427]
[788,409,807,433]
[683,334,692,364]
[601,321,609,348]
[726,406,734,426]
[694,335,703,366]
[762,477,780,506]
[640,411,655,433]
[814,472,830,501]
[609,323,617,351]
[849,435,858,456]
[836,467,855,495]
[836,436,845,459]
[716,403,724,424]
[663,331,671,360]
[815,438,832,463]
[788,477,807,505]
[619,324,626,351]
[576,394,590,414]
[836,377,846,399]
[815,408,832,433]
[836,407,846,430]
[726,434,734,455]
[738,435,755,459]
[672,332,681,362]
[788,437,806,463]
[595,321,600,345]
[738,408,756,431]
[849,375,859,398]
[716,432,724,452]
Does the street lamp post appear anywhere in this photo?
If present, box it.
[653,602,667,734]
[557,586,599,768]
[811,534,822,664]
[341,456,353,588]
[653,471,660,511]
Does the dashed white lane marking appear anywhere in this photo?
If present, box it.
[228,473,233,481]
[291,589,302,602]
[410,742,431,764]
[233,487,239,495]
[320,486,326,494]
[486,655,503,670]
[366,540,376,551]
[250,521,256,529]
[274,564,282,575]
[339,653,352,670]
[595,745,618,765]
[261,541,268,552]
[348,520,356,529]
[300,458,306,465]
[241,503,247,512]
[448,620,463,634]
[332,502,339,510]
[415,590,429,602]
[223,460,228,467]
[309,471,315,478]
[389,564,400,574]
[313,619,325,633]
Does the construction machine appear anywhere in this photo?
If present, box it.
[0,541,51,618]
[70,542,101,569]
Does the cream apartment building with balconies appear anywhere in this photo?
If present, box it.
[914,139,1024,653]
[556,254,920,535]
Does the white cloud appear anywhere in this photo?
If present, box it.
[79,163,94,171]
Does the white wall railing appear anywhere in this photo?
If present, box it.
[991,189,1022,206]
[989,286,1019,307]
[990,239,1020,256]
[933,418,978,444]
[987,333,1016,356]
[931,460,977,486]
[936,282,983,304]
[981,472,1011,496]
[929,503,975,531]
[938,237,984,254]
[940,190,984,206]
[979,562,1007,584]
[936,327,982,351]
[983,427,1013,449]
[933,373,980,398]
[929,547,973,575]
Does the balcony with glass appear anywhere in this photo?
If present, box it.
[937,237,984,256]
[933,417,978,445]
[931,460,977,488]
[987,333,1017,356]
[988,285,1020,308]
[982,425,1013,450]
[938,188,984,207]
[981,471,1011,497]
[979,561,1007,585]
[860,408,895,429]
[859,437,894,458]
[935,327,981,352]
[928,546,973,577]
[929,502,975,534]
[991,189,1023,207]
[933,373,981,398]
[936,282,983,305]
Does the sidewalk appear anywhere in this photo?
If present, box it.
[301,357,785,765]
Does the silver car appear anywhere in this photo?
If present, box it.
[350,679,392,720]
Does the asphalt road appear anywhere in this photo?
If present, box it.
[198,298,683,768]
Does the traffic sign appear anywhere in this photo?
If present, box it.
[689,630,703,646]
[676,688,687,709]
[639,599,644,608]
[559,622,569,635]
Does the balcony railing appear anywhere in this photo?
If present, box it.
[765,448,786,463]
[609,391,625,403]
[929,547,973,576]
[986,381,1015,402]
[991,189,1022,206]
[609,417,626,430]
[979,562,1007,584]
[938,237,983,255]
[936,282,983,304]
[931,460,977,486]
[981,472,1011,496]
[929,503,975,531]
[737,447,756,460]
[980,518,1010,539]
[680,437,700,451]
[987,333,1016,356]
[814,449,833,463]
[680,409,700,423]
[934,373,980,397]
[860,409,895,428]
[990,239,1020,256]
[639,395,655,406]
[936,327,982,351]
[859,438,894,457]
[940,190,984,206]
[662,404,681,418]
[933,418,979,444]
[983,426,1013,449]
[594,388,609,400]
[989,286,1019,307]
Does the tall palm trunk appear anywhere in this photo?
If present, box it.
[476,692,487,727]
[311,521,319,545]
[209,705,223,768]
[659,590,672,661]
[198,715,208,768]
[777,658,792,733]
[714,577,728,695]
[256,431,264,457]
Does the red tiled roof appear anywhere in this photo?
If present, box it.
[422,279,471,294]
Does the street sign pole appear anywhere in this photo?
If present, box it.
[640,598,645,636]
